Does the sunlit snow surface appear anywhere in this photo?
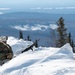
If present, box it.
[7,36,33,56]
[0,37,75,75]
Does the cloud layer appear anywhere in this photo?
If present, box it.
[50,24,58,30]
[0,8,10,10]
[11,24,50,31]
[30,7,75,10]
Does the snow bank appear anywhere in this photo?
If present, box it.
[49,43,73,59]
[0,40,74,75]
[41,43,73,61]
[7,36,33,56]
[57,43,73,58]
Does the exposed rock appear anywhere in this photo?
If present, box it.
[0,42,13,61]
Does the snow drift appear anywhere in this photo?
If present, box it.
[0,37,74,75]
[7,36,33,56]
[57,43,73,58]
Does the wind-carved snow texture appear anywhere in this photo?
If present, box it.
[54,67,75,75]
[0,37,75,75]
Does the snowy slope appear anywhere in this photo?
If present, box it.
[7,36,33,56]
[0,39,75,75]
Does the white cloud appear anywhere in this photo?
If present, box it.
[30,7,53,10]
[31,24,49,31]
[11,24,50,31]
[43,8,52,10]
[55,7,64,9]
[31,7,75,10]
[0,8,10,10]
[11,25,30,31]
[55,7,75,10]
[30,7,41,10]
[50,24,58,30]
[65,7,75,9]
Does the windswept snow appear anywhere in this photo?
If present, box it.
[7,36,33,56]
[0,37,75,75]
[57,43,73,58]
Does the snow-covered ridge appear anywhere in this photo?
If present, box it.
[0,37,74,75]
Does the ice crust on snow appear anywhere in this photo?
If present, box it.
[0,36,74,75]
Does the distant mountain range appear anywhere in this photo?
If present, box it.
[1,12,75,20]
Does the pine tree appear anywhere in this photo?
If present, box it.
[27,35,31,41]
[71,39,75,53]
[67,32,75,53]
[19,30,23,39]
[35,39,38,48]
[56,17,68,47]
[68,32,72,45]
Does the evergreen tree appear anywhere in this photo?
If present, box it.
[56,17,68,47]
[35,39,38,48]
[27,35,31,41]
[19,30,23,39]
[71,39,75,53]
[68,32,72,45]
[67,32,75,52]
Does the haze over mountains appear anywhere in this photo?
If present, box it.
[0,12,75,46]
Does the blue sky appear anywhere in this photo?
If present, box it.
[0,0,75,13]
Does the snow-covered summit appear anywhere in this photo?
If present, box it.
[0,37,74,75]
